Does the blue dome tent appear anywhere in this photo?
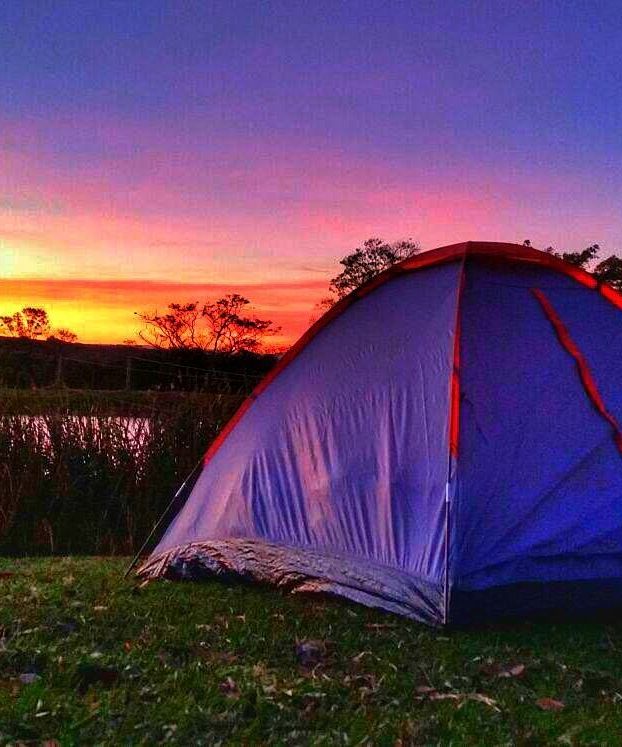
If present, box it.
[137,242,622,626]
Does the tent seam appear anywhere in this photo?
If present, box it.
[532,287,622,455]
[443,248,467,624]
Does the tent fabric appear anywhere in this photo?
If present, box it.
[138,242,622,626]
[532,287,622,454]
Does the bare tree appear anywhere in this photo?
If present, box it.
[202,294,278,353]
[136,294,279,353]
[136,303,204,350]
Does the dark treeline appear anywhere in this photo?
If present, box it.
[0,337,277,393]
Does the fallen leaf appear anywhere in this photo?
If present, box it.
[0,572,15,580]
[430,692,460,701]
[219,676,240,699]
[19,673,40,685]
[56,619,78,637]
[499,663,526,679]
[75,664,120,693]
[0,678,22,696]
[480,660,526,679]
[463,693,500,711]
[415,685,436,695]
[195,644,238,665]
[295,639,327,668]
[351,650,372,664]
[536,697,565,711]
[415,687,500,711]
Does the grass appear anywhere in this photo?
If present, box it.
[0,388,245,416]
[0,390,244,556]
[2,559,622,745]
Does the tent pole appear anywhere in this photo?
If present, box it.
[443,480,450,625]
[123,458,204,579]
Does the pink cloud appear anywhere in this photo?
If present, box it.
[2,109,621,348]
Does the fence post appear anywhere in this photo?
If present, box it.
[54,354,63,387]
[125,358,132,390]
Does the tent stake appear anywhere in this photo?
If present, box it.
[123,458,204,579]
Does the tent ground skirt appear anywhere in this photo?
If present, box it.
[137,539,444,626]
[137,539,622,626]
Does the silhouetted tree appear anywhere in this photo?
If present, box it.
[0,307,79,342]
[202,294,278,353]
[553,243,600,268]
[0,307,51,339]
[523,240,622,292]
[54,329,79,344]
[311,237,421,321]
[592,255,622,291]
[136,294,279,353]
[328,237,421,299]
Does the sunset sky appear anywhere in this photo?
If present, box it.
[2,1,621,345]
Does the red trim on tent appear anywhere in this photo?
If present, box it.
[204,242,622,466]
[599,282,622,311]
[449,262,466,459]
[532,288,622,455]
[449,360,461,458]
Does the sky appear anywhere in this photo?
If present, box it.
[1,0,621,344]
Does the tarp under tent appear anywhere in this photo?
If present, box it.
[137,241,622,626]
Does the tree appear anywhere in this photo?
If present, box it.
[0,307,79,343]
[0,307,51,339]
[523,240,622,292]
[202,294,279,353]
[136,294,280,353]
[135,303,203,350]
[309,237,421,322]
[54,329,79,344]
[328,237,421,300]
[553,243,600,268]
[593,255,622,291]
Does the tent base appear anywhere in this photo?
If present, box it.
[136,538,444,626]
[451,578,622,626]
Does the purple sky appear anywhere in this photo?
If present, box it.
[1,0,621,342]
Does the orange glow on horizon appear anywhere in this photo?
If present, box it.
[4,111,620,349]
[0,276,328,347]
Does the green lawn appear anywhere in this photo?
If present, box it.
[1,559,622,745]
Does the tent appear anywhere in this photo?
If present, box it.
[137,242,622,625]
